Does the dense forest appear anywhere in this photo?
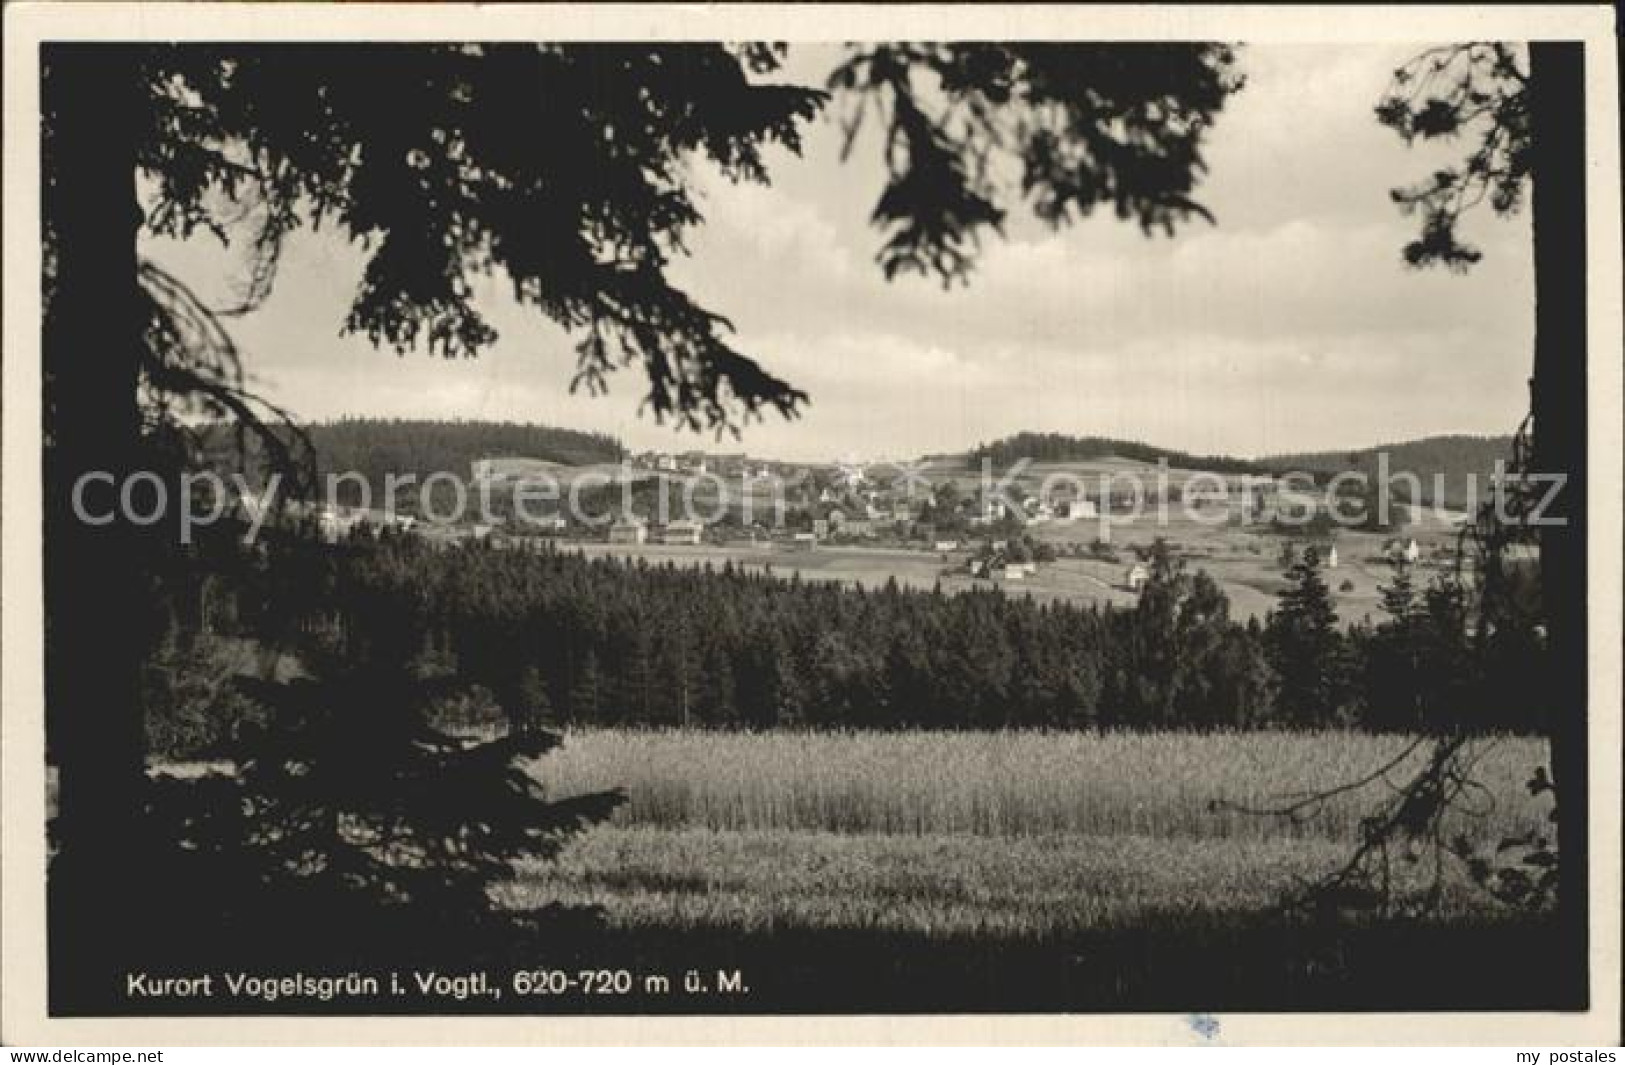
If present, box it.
[148,526,1550,756]
[966,432,1516,511]
[203,418,626,495]
[967,432,1273,475]
[1265,434,1514,508]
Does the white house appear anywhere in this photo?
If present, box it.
[608,518,647,545]
[314,504,368,543]
[1002,563,1026,581]
[1125,563,1150,592]
[662,519,704,545]
[1326,545,1339,569]
[934,539,959,552]
[315,506,343,542]
[235,489,272,525]
[1387,537,1422,564]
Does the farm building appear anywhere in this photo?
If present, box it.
[315,508,342,541]
[1326,545,1339,568]
[841,519,875,538]
[662,519,704,545]
[608,518,647,544]
[812,519,830,539]
[232,490,271,525]
[1181,482,1227,506]
[1002,564,1026,581]
[374,512,417,533]
[1125,563,1149,592]
[1024,500,1055,523]
[1104,491,1142,512]
[934,539,959,552]
[1384,537,1422,564]
[315,505,368,543]
[1058,498,1098,520]
[790,531,817,550]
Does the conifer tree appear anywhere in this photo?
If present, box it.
[1361,563,1424,731]
[569,649,604,724]
[1265,546,1347,726]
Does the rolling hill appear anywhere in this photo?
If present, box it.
[1264,434,1514,508]
[203,417,626,493]
[957,431,1513,509]
[965,432,1271,475]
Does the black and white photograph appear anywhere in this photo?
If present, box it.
[3,2,1621,1048]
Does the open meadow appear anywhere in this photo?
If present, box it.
[555,450,1474,627]
[502,729,1550,938]
[567,520,1454,626]
[57,725,1560,1013]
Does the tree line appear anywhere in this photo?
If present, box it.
[1265,434,1514,509]
[967,431,1273,476]
[201,418,626,496]
[146,528,1550,755]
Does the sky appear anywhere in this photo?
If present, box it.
[144,43,1536,463]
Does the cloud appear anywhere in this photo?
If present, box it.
[141,43,1539,462]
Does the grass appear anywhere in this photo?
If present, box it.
[506,827,1377,936]
[536,728,1547,841]
[52,726,1566,1013]
[569,517,1449,624]
[512,729,1551,938]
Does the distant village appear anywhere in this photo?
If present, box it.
[231,447,1439,598]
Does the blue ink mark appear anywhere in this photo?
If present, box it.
[1187,1013,1221,1041]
